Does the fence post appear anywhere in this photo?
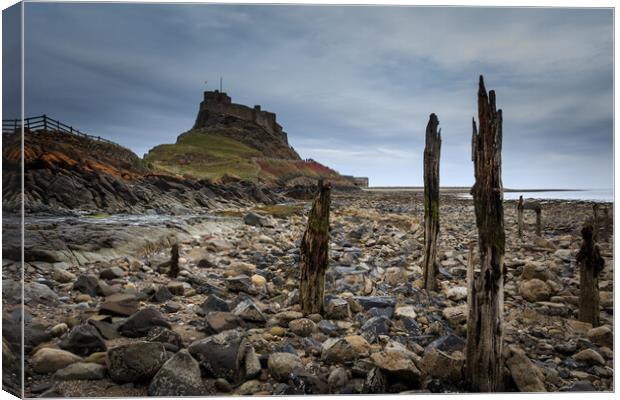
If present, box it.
[43,114,47,131]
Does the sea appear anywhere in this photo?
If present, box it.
[460,189,614,203]
[368,187,614,203]
[501,189,613,202]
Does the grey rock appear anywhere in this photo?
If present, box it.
[99,293,138,316]
[325,298,351,320]
[244,346,262,379]
[188,329,250,383]
[288,318,316,337]
[146,326,183,348]
[73,275,100,296]
[54,362,106,380]
[353,296,396,310]
[118,307,171,338]
[232,299,265,322]
[107,341,169,383]
[59,324,107,357]
[505,346,546,392]
[244,212,265,227]
[99,267,125,279]
[148,350,204,396]
[200,294,230,313]
[268,352,303,381]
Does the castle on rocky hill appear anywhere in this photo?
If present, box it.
[193,90,290,146]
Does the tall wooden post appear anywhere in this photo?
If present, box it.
[577,222,604,327]
[466,75,506,392]
[592,204,600,242]
[299,179,331,314]
[602,207,611,242]
[517,196,524,238]
[422,113,441,291]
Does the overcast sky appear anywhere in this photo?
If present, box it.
[3,4,613,188]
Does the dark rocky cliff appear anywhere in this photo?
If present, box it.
[2,131,284,214]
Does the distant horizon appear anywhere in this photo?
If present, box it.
[3,4,613,188]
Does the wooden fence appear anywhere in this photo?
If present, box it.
[2,114,128,150]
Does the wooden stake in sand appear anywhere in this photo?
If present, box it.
[577,221,605,327]
[466,75,506,392]
[299,179,331,314]
[422,113,442,291]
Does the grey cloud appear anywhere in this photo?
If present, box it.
[12,3,613,188]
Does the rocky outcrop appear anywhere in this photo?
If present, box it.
[2,131,285,213]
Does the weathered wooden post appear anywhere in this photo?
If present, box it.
[602,207,611,242]
[422,113,441,291]
[577,221,604,327]
[535,207,542,237]
[167,243,180,278]
[517,195,524,238]
[466,75,506,392]
[299,179,331,314]
[592,204,600,242]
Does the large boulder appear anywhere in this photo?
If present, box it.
[73,275,100,296]
[99,293,138,317]
[243,212,266,227]
[268,352,303,381]
[204,312,244,334]
[573,348,605,366]
[288,318,316,337]
[59,324,107,357]
[107,341,169,383]
[118,307,171,338]
[519,279,552,302]
[24,282,59,305]
[31,348,83,374]
[325,298,351,320]
[442,305,467,327]
[384,267,405,286]
[587,326,613,348]
[521,262,549,281]
[188,329,252,383]
[54,362,106,381]
[232,299,265,322]
[148,350,204,396]
[419,348,464,381]
[370,350,422,385]
[321,335,370,363]
[505,346,546,392]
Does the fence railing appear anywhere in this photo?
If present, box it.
[2,114,128,150]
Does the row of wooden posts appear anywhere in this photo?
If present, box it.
[296,75,610,391]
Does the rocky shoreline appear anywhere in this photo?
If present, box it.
[2,190,614,396]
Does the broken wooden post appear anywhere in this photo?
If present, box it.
[535,207,542,237]
[422,113,441,291]
[592,204,600,242]
[466,75,506,392]
[577,221,605,327]
[168,243,180,278]
[299,179,331,314]
[602,207,611,242]
[517,195,524,238]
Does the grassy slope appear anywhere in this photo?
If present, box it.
[144,130,346,185]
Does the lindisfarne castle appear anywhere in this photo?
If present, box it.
[193,90,290,148]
